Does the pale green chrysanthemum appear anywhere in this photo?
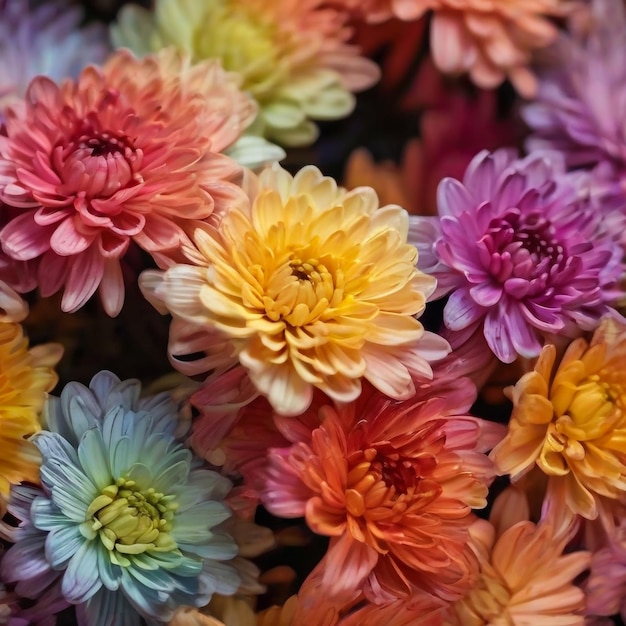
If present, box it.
[111,0,380,147]
[1,371,240,625]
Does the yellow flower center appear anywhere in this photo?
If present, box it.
[263,252,351,327]
[457,570,511,625]
[540,365,626,477]
[80,477,178,566]
[192,3,282,97]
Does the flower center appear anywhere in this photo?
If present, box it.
[482,209,566,285]
[192,4,281,97]
[264,253,345,326]
[54,110,144,199]
[458,571,511,623]
[540,371,625,476]
[80,477,178,567]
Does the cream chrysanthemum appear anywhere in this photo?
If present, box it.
[112,0,380,146]
[0,323,62,499]
[141,164,448,416]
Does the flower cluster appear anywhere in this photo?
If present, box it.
[0,0,625,625]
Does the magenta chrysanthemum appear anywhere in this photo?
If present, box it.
[412,149,623,363]
[0,48,256,316]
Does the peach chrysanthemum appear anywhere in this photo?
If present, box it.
[111,0,380,146]
[141,163,449,416]
[0,323,62,500]
[0,48,257,316]
[444,489,590,626]
[341,0,570,96]
[490,318,626,525]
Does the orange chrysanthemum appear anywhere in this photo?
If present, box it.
[491,318,626,525]
[444,489,590,626]
[258,383,503,602]
[341,0,570,96]
[141,163,449,416]
[0,323,62,499]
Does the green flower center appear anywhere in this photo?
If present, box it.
[80,477,178,567]
[192,4,282,97]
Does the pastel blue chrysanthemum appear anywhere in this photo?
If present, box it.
[1,372,240,625]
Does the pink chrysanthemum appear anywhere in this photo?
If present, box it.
[339,0,570,96]
[586,517,626,623]
[0,48,256,315]
[411,149,623,363]
[524,0,626,234]
[246,382,503,604]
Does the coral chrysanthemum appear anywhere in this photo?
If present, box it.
[111,0,380,146]
[256,382,503,602]
[338,0,569,96]
[0,372,240,625]
[0,0,109,112]
[0,322,61,502]
[141,164,449,416]
[0,47,258,316]
[490,318,626,524]
[444,490,589,626]
[412,149,623,363]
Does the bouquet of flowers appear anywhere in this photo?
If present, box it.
[0,0,625,624]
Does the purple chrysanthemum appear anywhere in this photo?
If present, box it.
[523,0,626,214]
[0,0,109,111]
[411,149,624,363]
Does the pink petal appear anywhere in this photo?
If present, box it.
[0,212,54,260]
[61,247,105,312]
[50,218,97,256]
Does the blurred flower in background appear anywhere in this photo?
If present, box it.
[0,0,109,113]
[524,0,626,244]
[111,0,380,146]
[337,0,569,96]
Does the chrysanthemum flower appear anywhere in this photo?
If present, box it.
[344,91,520,217]
[0,371,240,624]
[111,0,380,146]
[0,47,259,316]
[256,382,503,602]
[444,489,589,625]
[0,0,109,112]
[585,517,626,623]
[412,149,623,363]
[339,0,569,96]
[490,318,626,525]
[524,0,626,227]
[141,164,449,416]
[0,323,61,502]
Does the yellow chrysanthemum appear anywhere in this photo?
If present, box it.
[490,317,626,523]
[0,323,62,499]
[112,0,380,146]
[141,164,449,416]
